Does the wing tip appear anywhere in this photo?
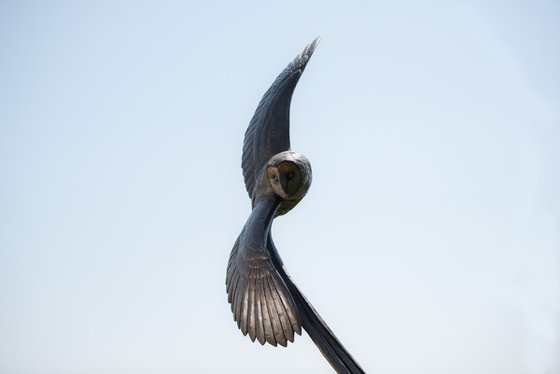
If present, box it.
[298,36,321,66]
[307,36,321,56]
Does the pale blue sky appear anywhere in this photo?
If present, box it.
[1,1,559,373]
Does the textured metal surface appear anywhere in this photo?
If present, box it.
[226,38,365,373]
[241,38,319,202]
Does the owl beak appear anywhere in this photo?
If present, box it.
[268,166,289,199]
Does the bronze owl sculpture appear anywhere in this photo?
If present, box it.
[226,38,364,374]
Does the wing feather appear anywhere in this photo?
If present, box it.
[254,277,266,345]
[267,276,292,345]
[259,276,274,345]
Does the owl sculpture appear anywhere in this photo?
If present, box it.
[226,38,364,374]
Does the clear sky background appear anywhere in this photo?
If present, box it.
[1,1,559,373]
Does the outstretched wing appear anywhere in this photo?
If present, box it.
[226,195,301,346]
[241,37,320,198]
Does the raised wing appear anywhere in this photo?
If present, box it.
[242,37,320,199]
[226,195,302,346]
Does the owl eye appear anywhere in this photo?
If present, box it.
[277,161,302,197]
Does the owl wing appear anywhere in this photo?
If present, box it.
[241,37,319,199]
[226,195,302,346]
